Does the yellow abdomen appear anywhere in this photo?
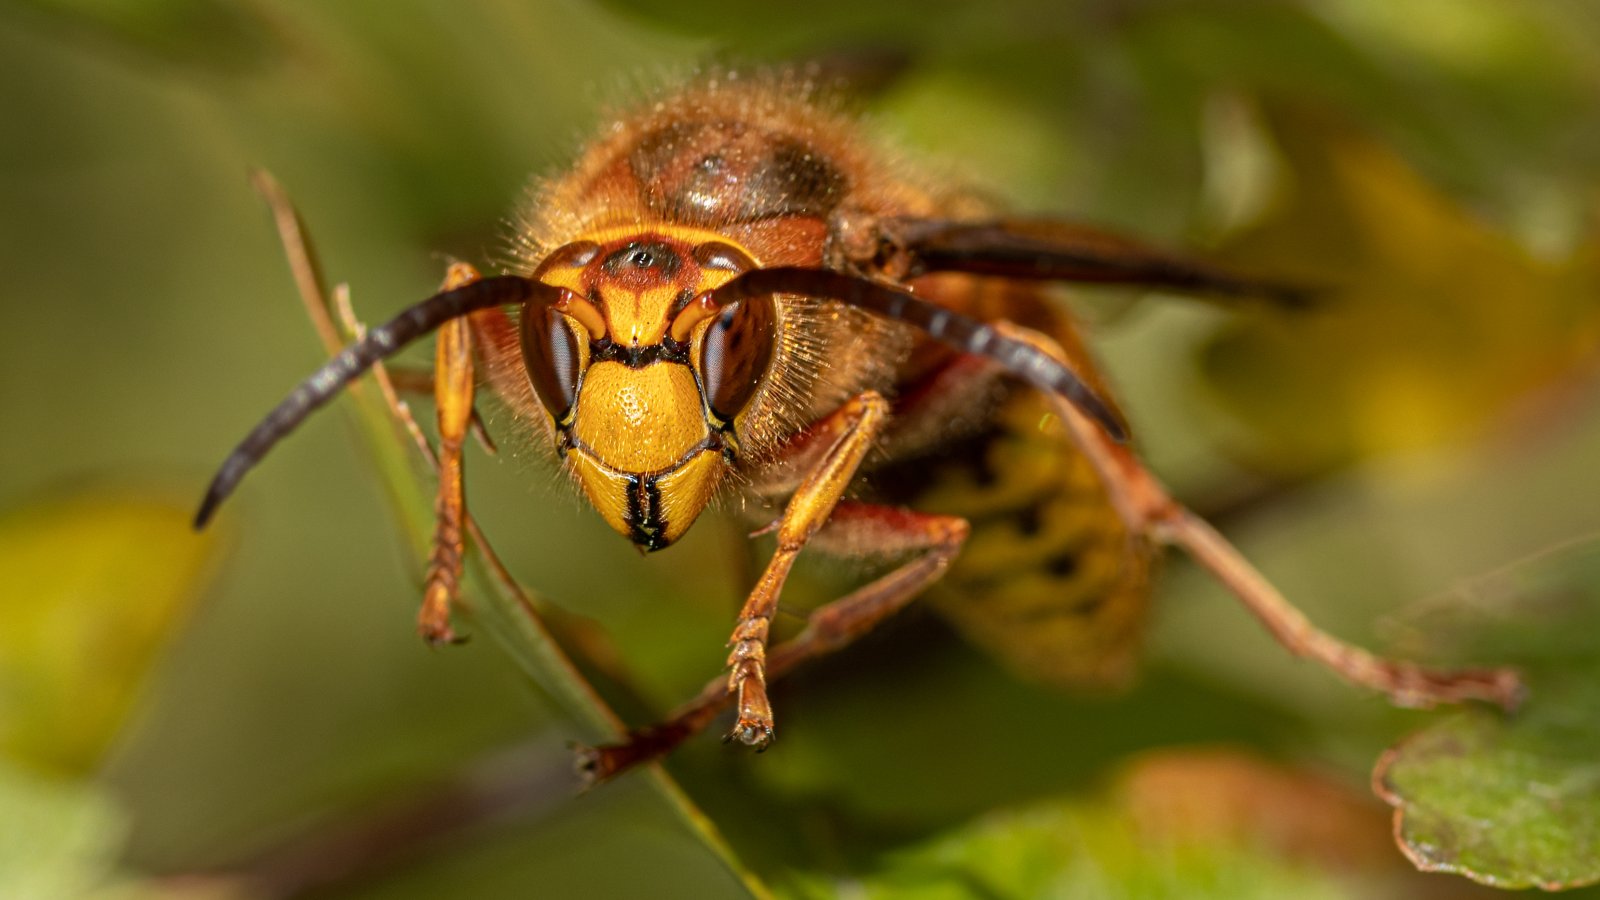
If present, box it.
[912,387,1152,688]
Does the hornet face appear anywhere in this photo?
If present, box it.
[521,226,775,551]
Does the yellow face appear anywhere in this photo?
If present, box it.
[521,226,772,551]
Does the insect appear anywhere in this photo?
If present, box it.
[196,69,1522,782]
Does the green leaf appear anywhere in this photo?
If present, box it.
[786,804,1345,900]
[0,760,240,899]
[0,490,219,775]
[1375,541,1600,890]
[780,749,1409,900]
[1376,708,1600,891]
[0,759,128,899]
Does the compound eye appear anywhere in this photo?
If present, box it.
[520,305,586,424]
[698,296,775,424]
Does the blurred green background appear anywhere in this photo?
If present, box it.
[3,0,1600,897]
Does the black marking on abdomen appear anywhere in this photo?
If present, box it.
[1045,551,1078,578]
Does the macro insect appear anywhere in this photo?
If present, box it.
[196,70,1522,781]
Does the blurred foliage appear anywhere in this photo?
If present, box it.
[0,491,217,775]
[785,749,1430,900]
[3,0,1600,897]
[10,0,275,69]
[1202,110,1600,472]
[0,490,233,898]
[0,761,129,900]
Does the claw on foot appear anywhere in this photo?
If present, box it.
[574,741,645,788]
[419,623,469,647]
[726,719,775,750]
[573,743,615,787]
[576,715,707,786]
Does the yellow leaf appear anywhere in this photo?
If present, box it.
[0,489,219,775]
[1201,110,1600,471]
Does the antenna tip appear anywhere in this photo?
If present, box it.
[192,494,219,531]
